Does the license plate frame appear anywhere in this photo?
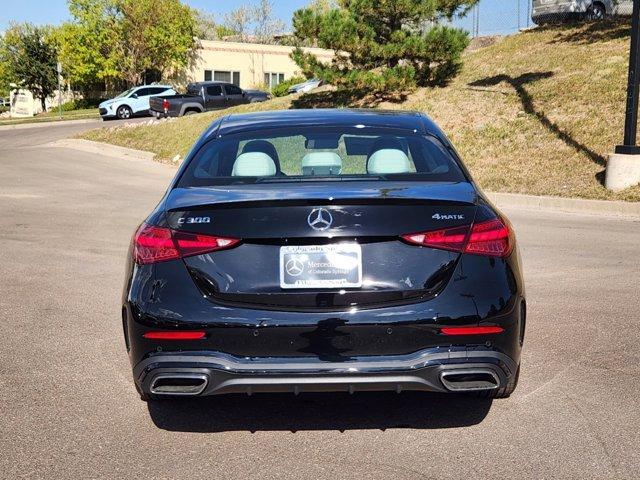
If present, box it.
[279,244,363,289]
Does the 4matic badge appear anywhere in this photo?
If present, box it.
[432,213,465,220]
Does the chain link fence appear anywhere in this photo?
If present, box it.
[447,1,633,38]
[458,0,533,37]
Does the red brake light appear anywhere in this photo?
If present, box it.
[440,326,504,335]
[162,99,169,110]
[465,219,512,257]
[143,330,206,340]
[402,224,469,252]
[133,223,240,265]
[401,218,512,257]
[133,224,179,264]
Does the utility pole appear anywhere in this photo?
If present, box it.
[616,0,640,154]
[517,0,521,31]
[606,0,640,190]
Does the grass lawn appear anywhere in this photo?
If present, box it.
[80,20,640,201]
[0,108,99,126]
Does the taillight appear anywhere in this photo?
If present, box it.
[402,225,469,252]
[401,218,512,257]
[162,99,169,111]
[133,223,240,265]
[465,218,511,257]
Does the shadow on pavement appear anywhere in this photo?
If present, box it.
[147,391,492,433]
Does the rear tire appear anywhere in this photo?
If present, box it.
[184,110,198,116]
[586,3,605,21]
[116,105,132,120]
[474,364,520,399]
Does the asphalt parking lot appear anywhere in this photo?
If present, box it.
[1,122,639,479]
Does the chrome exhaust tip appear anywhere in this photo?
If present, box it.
[440,369,500,392]
[149,373,208,396]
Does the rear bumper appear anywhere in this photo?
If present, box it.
[149,108,168,118]
[134,347,518,397]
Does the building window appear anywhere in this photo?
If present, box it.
[264,72,285,89]
[204,70,240,85]
[205,70,240,86]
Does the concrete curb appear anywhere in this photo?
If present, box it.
[52,139,640,219]
[49,138,157,163]
[0,118,101,131]
[487,192,640,219]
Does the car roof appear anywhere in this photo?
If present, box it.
[208,109,444,138]
[133,85,172,89]
[192,81,233,86]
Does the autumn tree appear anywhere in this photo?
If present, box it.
[223,1,285,44]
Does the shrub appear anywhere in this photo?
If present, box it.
[272,76,306,97]
[58,98,102,111]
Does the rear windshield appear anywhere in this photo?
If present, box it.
[177,126,466,187]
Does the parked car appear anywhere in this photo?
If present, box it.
[99,85,176,120]
[149,82,270,118]
[123,109,525,401]
[532,0,633,24]
[287,78,323,94]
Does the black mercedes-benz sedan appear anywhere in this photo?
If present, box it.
[123,109,525,401]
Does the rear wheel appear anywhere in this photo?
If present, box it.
[184,109,199,116]
[116,105,132,119]
[587,3,605,21]
[474,364,520,399]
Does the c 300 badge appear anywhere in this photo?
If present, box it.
[177,216,211,225]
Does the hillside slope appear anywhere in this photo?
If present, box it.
[81,20,639,201]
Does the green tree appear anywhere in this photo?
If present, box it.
[291,0,477,92]
[0,23,58,111]
[57,0,197,89]
[117,0,197,85]
[56,0,121,92]
[0,44,10,98]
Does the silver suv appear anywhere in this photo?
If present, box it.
[532,0,633,24]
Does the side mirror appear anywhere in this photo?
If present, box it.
[131,93,138,99]
[242,92,246,97]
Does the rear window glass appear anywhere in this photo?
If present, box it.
[177,126,466,187]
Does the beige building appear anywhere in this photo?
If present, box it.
[188,40,334,90]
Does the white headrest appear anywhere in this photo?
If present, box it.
[232,152,277,177]
[302,152,342,176]
[367,149,411,174]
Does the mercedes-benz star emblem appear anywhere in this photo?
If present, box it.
[285,258,304,276]
[307,208,333,231]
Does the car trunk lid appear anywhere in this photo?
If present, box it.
[163,181,477,310]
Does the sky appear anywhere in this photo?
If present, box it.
[0,0,532,37]
[0,0,309,31]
